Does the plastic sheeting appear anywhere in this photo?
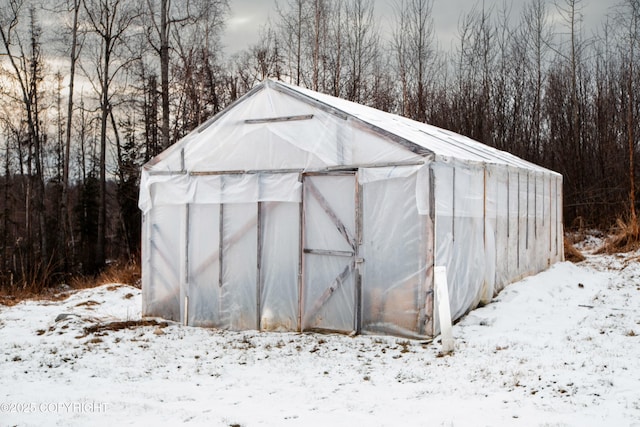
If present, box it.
[140,172,302,214]
[143,199,301,331]
[140,79,563,340]
[142,82,422,178]
[260,202,300,331]
[360,167,431,339]
[431,162,563,334]
[142,205,182,321]
[302,174,358,333]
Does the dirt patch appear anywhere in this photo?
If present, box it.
[75,300,101,307]
[82,319,169,337]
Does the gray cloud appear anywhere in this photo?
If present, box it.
[221,0,619,56]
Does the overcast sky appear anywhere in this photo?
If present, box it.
[221,0,619,56]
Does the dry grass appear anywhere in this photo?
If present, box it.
[596,218,640,254]
[0,286,72,307]
[564,237,586,263]
[69,259,141,290]
[0,259,141,306]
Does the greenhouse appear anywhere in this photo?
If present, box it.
[138,79,563,339]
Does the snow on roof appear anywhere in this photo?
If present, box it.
[274,80,556,175]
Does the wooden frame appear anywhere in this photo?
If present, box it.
[300,172,360,333]
[245,114,313,124]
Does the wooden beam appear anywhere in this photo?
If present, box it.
[303,248,354,257]
[256,201,263,330]
[424,165,436,337]
[245,114,313,124]
[153,160,427,177]
[218,203,224,288]
[354,178,363,334]
[183,203,190,326]
[298,177,305,332]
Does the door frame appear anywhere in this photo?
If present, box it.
[298,171,363,333]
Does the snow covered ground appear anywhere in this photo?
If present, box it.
[1,241,639,426]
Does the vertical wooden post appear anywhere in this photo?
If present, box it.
[534,173,538,240]
[182,203,190,326]
[483,167,487,251]
[525,171,531,251]
[218,206,225,287]
[495,168,499,249]
[557,178,562,259]
[506,168,510,240]
[256,201,263,330]
[425,165,436,337]
[218,177,225,324]
[184,296,189,327]
[506,168,510,282]
[549,176,553,254]
[452,167,456,242]
[418,165,435,337]
[297,175,305,332]
[354,175,363,334]
[517,171,520,271]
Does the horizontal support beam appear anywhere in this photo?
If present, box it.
[303,248,355,258]
[188,169,304,176]
[245,114,314,124]
[148,160,428,177]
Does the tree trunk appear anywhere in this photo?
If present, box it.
[62,0,81,272]
[160,0,171,149]
[97,45,110,271]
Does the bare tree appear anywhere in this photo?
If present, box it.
[523,0,552,159]
[169,1,228,136]
[144,0,227,149]
[61,0,83,272]
[553,0,588,222]
[277,0,307,85]
[343,0,379,104]
[391,0,435,121]
[82,0,139,271]
[617,0,640,226]
[0,2,48,282]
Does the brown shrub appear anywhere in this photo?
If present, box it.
[564,237,586,263]
[596,218,640,254]
[0,258,141,306]
[70,259,141,290]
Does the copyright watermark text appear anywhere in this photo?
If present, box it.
[0,401,108,414]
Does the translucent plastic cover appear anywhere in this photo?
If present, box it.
[140,79,563,340]
[432,162,563,334]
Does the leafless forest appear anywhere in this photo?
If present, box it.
[0,0,638,289]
